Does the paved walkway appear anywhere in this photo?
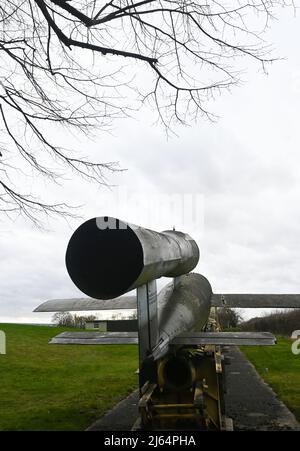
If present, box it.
[87,390,139,431]
[223,347,299,430]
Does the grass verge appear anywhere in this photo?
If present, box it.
[0,323,138,431]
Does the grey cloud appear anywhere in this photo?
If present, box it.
[1,11,300,322]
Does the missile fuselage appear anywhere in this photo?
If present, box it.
[153,273,212,360]
[66,216,212,363]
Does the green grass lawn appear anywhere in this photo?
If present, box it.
[1,325,299,430]
[0,323,138,431]
[242,337,300,422]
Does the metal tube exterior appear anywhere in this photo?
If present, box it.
[66,216,199,300]
[151,273,212,360]
[131,225,199,282]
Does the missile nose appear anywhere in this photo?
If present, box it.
[65,217,144,299]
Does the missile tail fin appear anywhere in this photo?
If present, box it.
[34,296,137,312]
[48,331,275,347]
[212,294,300,309]
[172,331,276,346]
[49,331,138,345]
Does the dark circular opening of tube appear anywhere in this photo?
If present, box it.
[65,217,144,299]
[163,356,193,391]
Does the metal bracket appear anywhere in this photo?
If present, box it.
[137,280,158,388]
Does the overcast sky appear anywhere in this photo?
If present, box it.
[1,7,300,323]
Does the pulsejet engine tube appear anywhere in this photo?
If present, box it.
[65,216,200,300]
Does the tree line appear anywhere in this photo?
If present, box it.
[52,308,300,336]
[240,309,300,336]
[52,312,97,328]
[52,310,137,328]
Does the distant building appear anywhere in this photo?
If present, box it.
[85,320,107,331]
[85,319,138,332]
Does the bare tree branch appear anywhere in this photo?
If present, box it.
[0,0,293,223]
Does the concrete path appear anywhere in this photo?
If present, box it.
[223,347,299,431]
[87,347,299,431]
[87,390,139,431]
